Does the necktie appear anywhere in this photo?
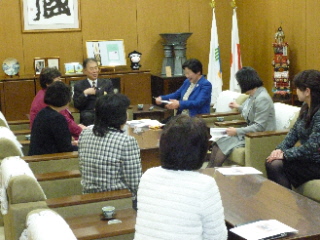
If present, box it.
[92,81,96,88]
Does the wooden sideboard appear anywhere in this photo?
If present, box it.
[0,70,152,121]
[151,75,185,104]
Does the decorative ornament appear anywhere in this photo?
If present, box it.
[230,0,237,9]
[2,58,20,77]
[210,0,216,8]
[272,26,290,102]
[128,50,142,70]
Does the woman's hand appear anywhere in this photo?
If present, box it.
[155,96,162,105]
[78,124,87,130]
[165,99,179,109]
[266,149,284,163]
[229,101,239,109]
[226,127,237,136]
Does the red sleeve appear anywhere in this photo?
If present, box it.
[60,109,82,140]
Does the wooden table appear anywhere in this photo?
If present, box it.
[201,168,320,240]
[66,168,320,240]
[66,208,136,240]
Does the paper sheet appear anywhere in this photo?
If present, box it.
[230,219,298,240]
[216,166,262,176]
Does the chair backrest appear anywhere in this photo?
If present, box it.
[273,102,300,130]
[215,90,248,112]
[0,111,9,128]
[0,127,23,159]
[20,209,77,240]
[1,157,47,240]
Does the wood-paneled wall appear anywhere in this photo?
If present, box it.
[1,0,320,93]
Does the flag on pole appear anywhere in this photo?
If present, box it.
[207,7,222,106]
[230,7,242,92]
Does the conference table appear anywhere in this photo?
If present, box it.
[201,168,320,240]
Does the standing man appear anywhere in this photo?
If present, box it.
[73,58,114,126]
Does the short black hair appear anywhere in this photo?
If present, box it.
[182,58,203,75]
[93,93,130,137]
[235,66,263,93]
[160,115,209,170]
[39,67,61,89]
[44,81,71,107]
[83,58,98,69]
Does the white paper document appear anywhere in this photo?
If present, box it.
[160,100,172,104]
[230,219,298,240]
[216,166,262,176]
[209,128,228,141]
[126,119,164,128]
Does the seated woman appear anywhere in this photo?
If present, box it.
[266,70,320,189]
[134,115,227,240]
[78,93,142,209]
[29,67,85,140]
[207,67,276,167]
[29,82,74,156]
[155,58,212,117]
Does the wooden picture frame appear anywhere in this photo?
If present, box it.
[64,62,83,74]
[20,0,81,33]
[47,57,60,69]
[34,58,45,75]
[34,57,60,75]
[85,40,127,67]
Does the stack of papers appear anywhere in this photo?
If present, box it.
[209,128,228,141]
[127,119,164,128]
[216,166,262,176]
[230,219,298,240]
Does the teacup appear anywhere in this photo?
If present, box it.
[102,206,115,219]
[137,104,144,110]
[216,117,224,122]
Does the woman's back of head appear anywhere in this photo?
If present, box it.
[93,93,130,137]
[39,67,61,89]
[44,81,71,107]
[160,115,209,171]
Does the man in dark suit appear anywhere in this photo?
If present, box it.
[73,58,114,126]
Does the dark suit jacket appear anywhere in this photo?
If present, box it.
[73,78,114,111]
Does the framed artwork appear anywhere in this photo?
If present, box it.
[64,62,83,74]
[47,57,60,69]
[86,40,127,67]
[34,59,45,75]
[20,0,81,32]
[34,57,60,75]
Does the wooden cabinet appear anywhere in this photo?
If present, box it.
[151,75,185,104]
[0,76,36,121]
[120,72,152,104]
[0,70,152,121]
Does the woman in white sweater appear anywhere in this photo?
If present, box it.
[134,115,227,240]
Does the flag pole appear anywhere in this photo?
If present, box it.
[207,0,223,107]
[229,0,242,92]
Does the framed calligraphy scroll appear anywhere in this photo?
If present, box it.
[20,0,81,32]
